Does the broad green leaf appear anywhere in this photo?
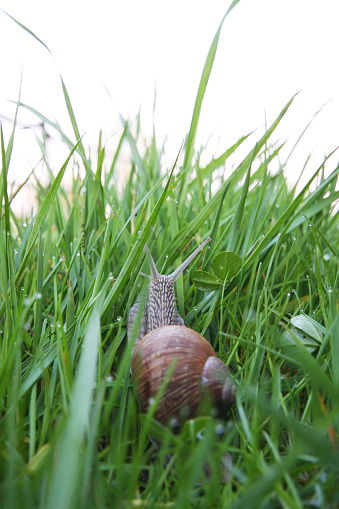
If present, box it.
[212,251,242,281]
[291,314,325,343]
[191,270,221,291]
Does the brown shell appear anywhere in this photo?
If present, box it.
[131,325,235,426]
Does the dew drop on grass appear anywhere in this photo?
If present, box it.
[328,287,333,293]
[36,293,42,299]
[116,316,122,322]
[323,254,330,261]
[106,376,113,383]
[59,257,63,262]
[23,222,27,227]
[108,272,114,281]
[215,423,225,435]
[287,293,291,297]
[14,249,18,254]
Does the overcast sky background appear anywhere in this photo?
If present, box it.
[1,1,338,214]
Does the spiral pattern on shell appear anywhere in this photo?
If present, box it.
[131,325,236,426]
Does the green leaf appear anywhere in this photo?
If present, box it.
[291,314,325,343]
[191,270,221,291]
[44,289,105,509]
[212,251,242,281]
[182,0,241,172]
[16,140,81,282]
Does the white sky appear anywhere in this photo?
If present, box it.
[1,1,339,214]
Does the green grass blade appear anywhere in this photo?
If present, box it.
[183,0,241,171]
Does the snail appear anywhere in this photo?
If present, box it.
[129,238,237,427]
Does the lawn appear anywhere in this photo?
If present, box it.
[0,3,338,508]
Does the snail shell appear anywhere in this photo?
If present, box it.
[131,325,237,426]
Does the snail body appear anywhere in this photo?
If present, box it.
[129,238,236,426]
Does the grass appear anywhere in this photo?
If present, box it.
[1,3,339,508]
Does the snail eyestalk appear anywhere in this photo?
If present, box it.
[169,237,211,282]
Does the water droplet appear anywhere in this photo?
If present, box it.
[276,203,280,208]
[287,293,291,297]
[108,272,114,281]
[106,376,113,383]
[6,232,10,236]
[148,398,155,406]
[59,257,63,262]
[169,418,179,429]
[14,249,18,254]
[308,223,312,228]
[36,293,42,299]
[76,252,80,257]
[23,222,27,227]
[116,316,122,322]
[138,230,142,235]
[293,236,296,241]
[165,255,168,259]
[323,254,330,261]
[215,423,225,435]
[24,298,30,306]
[328,287,333,293]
